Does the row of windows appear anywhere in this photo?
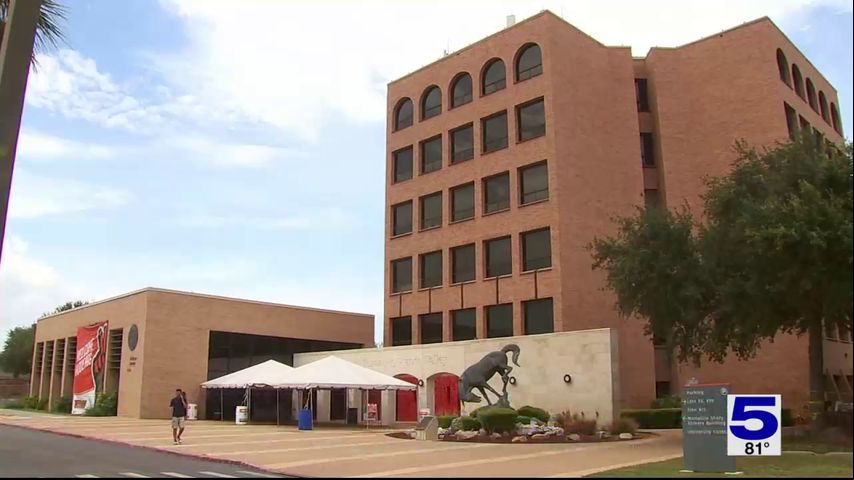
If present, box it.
[391,160,548,236]
[390,298,555,346]
[393,43,543,131]
[390,227,552,293]
[776,48,841,134]
[391,98,546,183]
[825,323,852,343]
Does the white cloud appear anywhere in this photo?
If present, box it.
[162,136,305,169]
[174,208,359,230]
[9,171,132,219]
[16,129,118,161]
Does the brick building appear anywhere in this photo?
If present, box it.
[382,11,851,411]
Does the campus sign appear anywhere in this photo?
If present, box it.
[682,383,735,472]
[71,322,109,415]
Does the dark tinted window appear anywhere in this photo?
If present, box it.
[421,136,442,174]
[806,79,817,111]
[420,313,443,344]
[785,103,797,140]
[776,49,791,86]
[518,99,545,141]
[394,98,413,130]
[831,102,841,133]
[451,124,474,163]
[392,201,412,236]
[451,183,474,222]
[420,192,442,229]
[792,64,804,99]
[420,250,442,288]
[524,298,554,335]
[452,309,476,341]
[392,257,412,293]
[644,189,661,210]
[799,115,811,133]
[422,86,442,120]
[393,146,413,183]
[819,91,829,121]
[452,73,473,107]
[482,59,506,95]
[520,161,548,204]
[482,112,508,153]
[485,236,512,277]
[392,316,412,346]
[484,172,510,213]
[487,304,513,338]
[516,44,542,81]
[640,133,655,167]
[451,243,475,283]
[522,228,551,271]
[635,78,649,112]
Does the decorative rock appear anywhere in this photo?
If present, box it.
[516,426,538,436]
[531,433,550,440]
[568,434,581,441]
[511,435,529,443]
[619,433,633,440]
[455,430,478,441]
[491,433,502,440]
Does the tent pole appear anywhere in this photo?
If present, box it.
[220,389,223,422]
[276,389,280,426]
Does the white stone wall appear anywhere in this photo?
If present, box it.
[293,328,620,425]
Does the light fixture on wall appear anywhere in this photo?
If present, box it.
[418,379,424,387]
[508,376,517,386]
[563,374,572,384]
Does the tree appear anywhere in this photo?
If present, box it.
[591,135,853,415]
[0,324,34,378]
[41,299,88,318]
[0,0,67,62]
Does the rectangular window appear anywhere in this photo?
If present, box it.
[482,111,508,153]
[655,381,671,398]
[451,124,474,163]
[785,103,797,140]
[452,308,476,341]
[640,133,655,167]
[420,192,442,229]
[451,182,475,222]
[483,172,510,214]
[635,78,650,112]
[487,304,514,338]
[523,298,554,335]
[420,313,443,344]
[485,236,512,278]
[522,228,551,271]
[644,189,661,210]
[391,316,412,346]
[451,243,475,283]
[420,136,442,174]
[519,161,548,204]
[393,146,413,183]
[391,257,412,293]
[517,98,546,142]
[799,115,811,133]
[420,250,443,288]
[391,201,412,236]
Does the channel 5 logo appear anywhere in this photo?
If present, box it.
[726,394,782,456]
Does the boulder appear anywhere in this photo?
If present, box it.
[619,433,633,440]
[516,426,538,436]
[491,433,503,440]
[455,430,479,441]
[531,433,550,441]
[511,435,529,443]
[568,434,581,441]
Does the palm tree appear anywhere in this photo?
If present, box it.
[0,0,67,61]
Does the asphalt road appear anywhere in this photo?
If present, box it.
[0,425,287,478]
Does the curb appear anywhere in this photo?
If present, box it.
[784,450,853,456]
[0,421,309,478]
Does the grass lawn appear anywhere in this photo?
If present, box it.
[590,454,853,478]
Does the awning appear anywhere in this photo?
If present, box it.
[271,356,417,391]
[201,359,294,389]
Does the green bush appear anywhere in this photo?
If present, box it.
[53,396,72,414]
[468,406,490,418]
[517,405,550,423]
[85,392,118,417]
[607,418,638,435]
[22,396,40,409]
[621,408,682,429]
[650,395,682,409]
[4,398,25,409]
[477,407,518,434]
[438,415,456,429]
[516,415,532,425]
[459,416,481,431]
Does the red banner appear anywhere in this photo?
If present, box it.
[71,322,108,415]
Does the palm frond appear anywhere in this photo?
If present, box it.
[0,0,68,61]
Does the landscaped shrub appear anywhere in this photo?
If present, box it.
[650,395,682,409]
[4,398,25,409]
[517,405,550,424]
[515,415,532,425]
[438,415,457,429]
[607,418,638,435]
[468,406,490,418]
[53,396,72,414]
[22,396,40,410]
[477,407,518,434]
[563,417,598,436]
[552,409,572,426]
[85,392,118,417]
[459,416,481,431]
[621,408,682,429]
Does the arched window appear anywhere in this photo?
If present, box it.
[482,58,506,96]
[830,102,841,133]
[791,65,804,99]
[516,43,542,82]
[819,91,829,122]
[421,86,442,120]
[806,79,817,112]
[776,49,791,87]
[450,73,472,108]
[393,98,413,131]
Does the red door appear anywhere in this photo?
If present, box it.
[433,374,460,416]
[395,374,418,422]
[367,390,382,421]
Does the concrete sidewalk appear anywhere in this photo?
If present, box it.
[0,409,682,477]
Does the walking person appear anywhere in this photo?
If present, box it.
[170,388,188,445]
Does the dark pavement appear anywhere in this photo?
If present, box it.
[0,425,288,478]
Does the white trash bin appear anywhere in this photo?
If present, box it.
[235,405,249,425]
[186,403,198,421]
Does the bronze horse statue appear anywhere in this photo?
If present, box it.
[458,344,520,407]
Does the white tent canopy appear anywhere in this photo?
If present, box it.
[201,359,294,389]
[272,355,417,390]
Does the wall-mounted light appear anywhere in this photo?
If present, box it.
[563,374,572,384]
[508,376,517,386]
[418,379,424,387]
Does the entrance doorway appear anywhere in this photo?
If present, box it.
[395,374,418,422]
[431,373,460,416]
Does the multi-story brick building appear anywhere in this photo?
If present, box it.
[382,11,850,411]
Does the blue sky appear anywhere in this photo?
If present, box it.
[2,0,852,343]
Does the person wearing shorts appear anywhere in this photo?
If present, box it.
[170,389,188,444]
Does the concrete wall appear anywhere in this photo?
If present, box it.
[295,328,620,424]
